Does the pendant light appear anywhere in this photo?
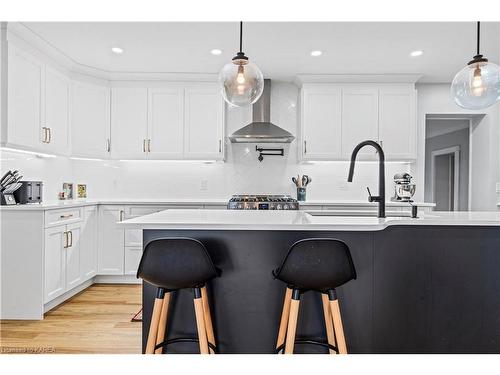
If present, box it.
[451,22,500,109]
[219,21,264,107]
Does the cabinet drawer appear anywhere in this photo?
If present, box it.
[124,247,143,276]
[44,207,83,228]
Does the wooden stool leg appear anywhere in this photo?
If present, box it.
[328,290,347,354]
[284,288,301,354]
[201,286,216,354]
[276,287,292,351]
[193,287,210,354]
[321,293,337,354]
[154,292,171,354]
[146,288,165,354]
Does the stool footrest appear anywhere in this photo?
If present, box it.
[155,337,217,353]
[276,339,338,354]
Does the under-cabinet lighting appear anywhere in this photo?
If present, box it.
[70,157,104,161]
[118,159,217,164]
[0,147,57,158]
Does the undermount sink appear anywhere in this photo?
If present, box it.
[305,210,413,218]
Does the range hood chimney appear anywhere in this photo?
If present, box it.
[228,79,295,143]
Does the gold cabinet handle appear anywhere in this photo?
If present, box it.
[119,210,124,221]
[143,139,147,153]
[219,139,222,153]
[63,231,68,248]
[68,231,73,247]
[304,140,307,154]
[106,138,111,152]
[47,127,52,143]
[148,139,151,152]
[42,127,48,143]
[60,214,73,219]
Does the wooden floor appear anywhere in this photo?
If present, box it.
[0,284,142,354]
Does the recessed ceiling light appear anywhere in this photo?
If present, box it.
[410,50,423,57]
[211,49,222,56]
[111,47,124,54]
[311,50,322,57]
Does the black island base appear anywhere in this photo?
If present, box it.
[141,226,500,354]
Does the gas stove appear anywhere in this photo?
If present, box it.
[227,194,299,210]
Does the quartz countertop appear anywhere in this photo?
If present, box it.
[0,198,435,211]
[118,209,500,231]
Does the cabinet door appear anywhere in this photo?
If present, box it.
[65,222,81,290]
[111,88,148,159]
[378,88,417,160]
[80,206,98,280]
[184,87,224,160]
[7,47,43,149]
[147,88,184,159]
[341,88,379,160]
[301,87,342,160]
[124,247,143,275]
[72,82,111,158]
[98,206,125,275]
[44,226,66,303]
[43,67,70,155]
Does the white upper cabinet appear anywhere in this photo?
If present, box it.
[43,67,70,155]
[6,46,43,150]
[378,87,417,160]
[300,83,417,161]
[147,88,184,159]
[71,82,111,158]
[184,86,224,160]
[300,87,342,160]
[341,88,379,160]
[111,87,148,159]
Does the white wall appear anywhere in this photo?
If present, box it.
[414,83,500,210]
[1,82,411,202]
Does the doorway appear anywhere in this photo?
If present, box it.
[424,118,470,211]
[431,147,460,211]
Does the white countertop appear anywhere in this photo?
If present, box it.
[118,209,500,231]
[0,198,434,210]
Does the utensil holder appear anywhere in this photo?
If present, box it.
[296,187,306,201]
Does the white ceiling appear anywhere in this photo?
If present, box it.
[21,22,500,82]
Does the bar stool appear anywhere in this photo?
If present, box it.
[137,238,220,354]
[273,238,357,354]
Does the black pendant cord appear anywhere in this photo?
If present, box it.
[239,21,243,53]
[476,21,480,56]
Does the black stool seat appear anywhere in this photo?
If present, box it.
[273,238,356,292]
[137,237,220,354]
[274,238,357,355]
[137,237,221,290]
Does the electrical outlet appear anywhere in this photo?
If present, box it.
[200,179,208,191]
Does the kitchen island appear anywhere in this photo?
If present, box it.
[119,210,500,354]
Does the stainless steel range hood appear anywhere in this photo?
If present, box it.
[229,79,295,143]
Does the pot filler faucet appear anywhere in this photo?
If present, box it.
[347,140,386,218]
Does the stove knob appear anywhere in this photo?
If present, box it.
[276,204,282,210]
[238,204,243,209]
[283,205,289,210]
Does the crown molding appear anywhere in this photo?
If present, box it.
[294,74,423,86]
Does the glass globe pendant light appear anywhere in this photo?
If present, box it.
[219,22,264,107]
[451,22,500,109]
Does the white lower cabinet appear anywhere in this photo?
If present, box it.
[80,206,98,280]
[44,220,83,303]
[98,205,125,275]
[124,247,143,276]
[44,226,67,303]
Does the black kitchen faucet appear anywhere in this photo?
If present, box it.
[347,140,386,218]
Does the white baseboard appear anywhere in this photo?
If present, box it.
[43,278,94,313]
[94,275,141,284]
